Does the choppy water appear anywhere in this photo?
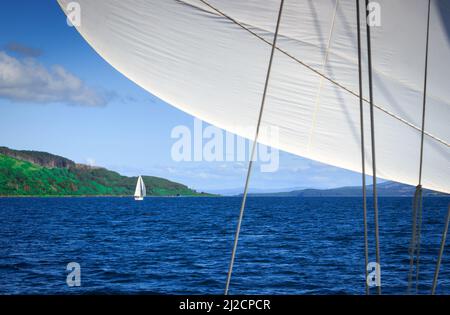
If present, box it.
[0,197,448,295]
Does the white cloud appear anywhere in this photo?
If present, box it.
[0,51,110,106]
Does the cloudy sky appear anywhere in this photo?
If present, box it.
[0,0,366,194]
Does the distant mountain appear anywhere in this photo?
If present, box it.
[242,181,447,197]
[0,147,210,197]
[206,186,308,196]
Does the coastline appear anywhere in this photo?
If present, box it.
[0,194,220,198]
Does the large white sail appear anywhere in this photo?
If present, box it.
[57,0,450,193]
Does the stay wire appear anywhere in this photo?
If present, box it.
[224,0,285,295]
[356,0,370,295]
[365,0,381,295]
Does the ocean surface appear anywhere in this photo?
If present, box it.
[0,196,449,295]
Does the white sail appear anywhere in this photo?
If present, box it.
[141,177,146,197]
[57,0,450,193]
[134,176,146,199]
[134,176,141,198]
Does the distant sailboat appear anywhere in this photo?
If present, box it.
[134,176,146,201]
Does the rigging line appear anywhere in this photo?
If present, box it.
[197,0,449,149]
[408,0,431,294]
[224,0,285,296]
[307,0,339,154]
[356,0,369,296]
[408,189,420,294]
[418,0,431,187]
[415,189,423,294]
[431,204,450,295]
[365,0,381,295]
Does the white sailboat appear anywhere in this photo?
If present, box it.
[134,176,146,201]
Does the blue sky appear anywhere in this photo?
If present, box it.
[0,0,365,193]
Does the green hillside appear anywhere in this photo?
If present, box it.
[0,151,207,197]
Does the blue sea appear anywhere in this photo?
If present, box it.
[0,197,449,295]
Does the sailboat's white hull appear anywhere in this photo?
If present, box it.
[134,197,144,201]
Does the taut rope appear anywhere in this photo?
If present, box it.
[356,0,370,295]
[224,0,285,295]
[408,0,431,294]
[365,0,381,295]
